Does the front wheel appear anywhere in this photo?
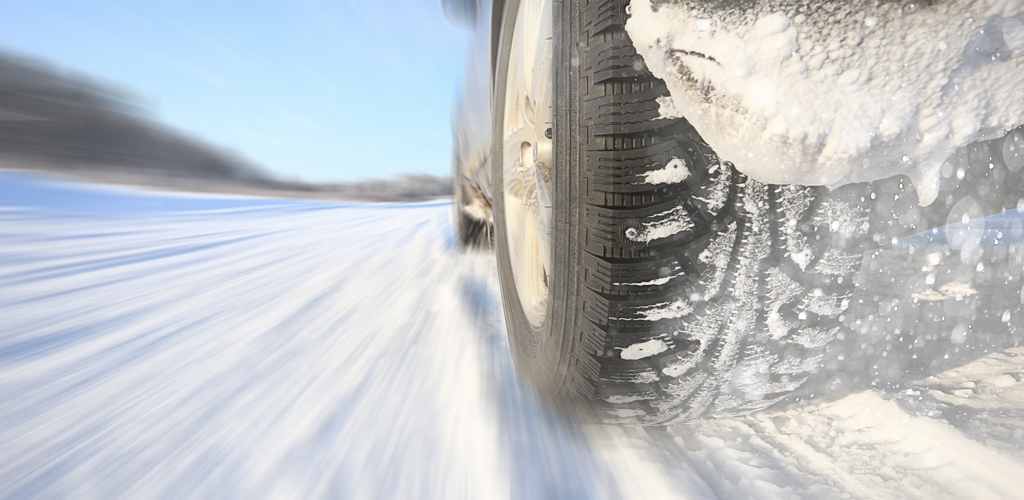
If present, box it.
[492,0,863,424]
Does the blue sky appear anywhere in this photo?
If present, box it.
[0,1,470,182]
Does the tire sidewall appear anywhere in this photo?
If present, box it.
[491,0,578,400]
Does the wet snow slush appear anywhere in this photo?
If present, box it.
[2,171,1024,499]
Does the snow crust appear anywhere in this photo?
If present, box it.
[627,0,1024,205]
[641,157,690,185]
[626,205,695,243]
[617,298,694,322]
[693,161,732,215]
[613,274,681,287]
[620,339,670,360]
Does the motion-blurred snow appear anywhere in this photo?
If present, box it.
[2,172,1023,499]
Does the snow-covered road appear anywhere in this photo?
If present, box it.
[2,172,1023,500]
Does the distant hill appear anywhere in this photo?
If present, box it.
[0,51,451,201]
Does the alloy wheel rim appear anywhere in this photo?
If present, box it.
[502,0,554,328]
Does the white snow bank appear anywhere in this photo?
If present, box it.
[627,0,1024,204]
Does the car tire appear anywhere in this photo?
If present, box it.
[492,0,871,424]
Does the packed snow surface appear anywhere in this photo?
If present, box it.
[627,0,1024,204]
[2,171,1024,499]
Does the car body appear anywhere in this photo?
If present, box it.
[446,0,500,244]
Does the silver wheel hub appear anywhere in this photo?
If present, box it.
[503,0,553,328]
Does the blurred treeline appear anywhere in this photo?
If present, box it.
[0,52,451,201]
